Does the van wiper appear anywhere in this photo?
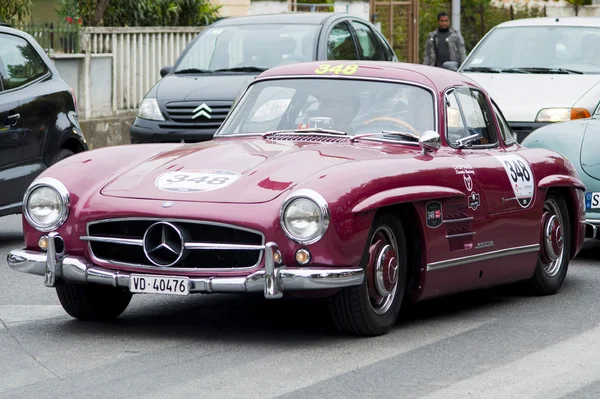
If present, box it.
[174,68,213,74]
[499,68,531,74]
[214,66,268,73]
[513,67,584,75]
[462,66,503,73]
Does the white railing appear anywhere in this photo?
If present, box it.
[78,27,205,119]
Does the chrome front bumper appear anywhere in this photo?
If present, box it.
[6,233,364,299]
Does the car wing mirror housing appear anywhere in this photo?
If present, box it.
[160,65,173,77]
[419,130,441,155]
[442,61,460,71]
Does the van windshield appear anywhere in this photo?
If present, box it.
[174,24,319,72]
[462,26,600,74]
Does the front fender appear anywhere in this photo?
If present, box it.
[351,185,465,213]
[538,174,585,191]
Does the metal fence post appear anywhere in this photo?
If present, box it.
[80,30,92,120]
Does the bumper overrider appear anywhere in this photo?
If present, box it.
[586,218,599,239]
[7,232,364,299]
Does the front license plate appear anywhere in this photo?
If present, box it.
[129,274,190,296]
[585,192,600,209]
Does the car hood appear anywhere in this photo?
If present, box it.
[581,118,600,181]
[100,138,412,203]
[461,73,600,122]
[156,73,258,101]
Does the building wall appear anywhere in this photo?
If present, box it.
[214,0,252,16]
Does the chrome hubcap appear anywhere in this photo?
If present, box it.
[366,226,399,315]
[541,199,565,277]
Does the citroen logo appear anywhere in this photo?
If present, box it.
[143,222,185,267]
[191,103,212,119]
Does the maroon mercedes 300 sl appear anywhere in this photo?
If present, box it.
[7,61,586,336]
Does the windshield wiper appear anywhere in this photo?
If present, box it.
[173,68,213,74]
[265,128,347,136]
[462,66,503,73]
[512,67,584,75]
[214,66,268,73]
[380,130,420,142]
[499,68,531,74]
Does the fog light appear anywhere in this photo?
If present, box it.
[295,248,311,265]
[38,235,48,251]
[273,249,282,264]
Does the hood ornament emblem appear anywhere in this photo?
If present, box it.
[192,103,212,119]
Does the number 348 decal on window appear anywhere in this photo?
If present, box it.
[314,64,358,75]
[155,169,241,193]
[493,154,535,208]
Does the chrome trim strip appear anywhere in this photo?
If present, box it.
[586,218,600,225]
[80,236,144,246]
[445,232,475,239]
[427,244,540,271]
[184,242,265,250]
[6,247,364,298]
[443,217,474,224]
[84,217,265,272]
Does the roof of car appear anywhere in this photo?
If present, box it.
[213,12,347,26]
[496,16,600,28]
[256,61,479,93]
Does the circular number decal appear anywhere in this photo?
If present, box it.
[155,169,240,193]
[493,154,535,208]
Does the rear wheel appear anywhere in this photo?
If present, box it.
[528,193,571,295]
[56,283,132,321]
[328,212,407,336]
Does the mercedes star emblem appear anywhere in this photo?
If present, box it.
[143,222,185,267]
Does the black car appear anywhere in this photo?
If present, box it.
[0,25,88,218]
[130,12,397,144]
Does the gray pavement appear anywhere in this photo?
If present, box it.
[1,213,600,398]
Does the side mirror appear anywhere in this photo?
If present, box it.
[442,61,459,72]
[160,65,173,77]
[419,130,441,155]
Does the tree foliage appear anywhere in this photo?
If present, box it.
[0,0,33,23]
[55,0,221,26]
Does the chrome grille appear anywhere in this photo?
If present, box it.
[82,218,264,271]
[161,100,233,129]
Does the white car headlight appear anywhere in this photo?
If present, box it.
[23,178,70,232]
[137,98,165,121]
[280,189,330,244]
[535,108,571,122]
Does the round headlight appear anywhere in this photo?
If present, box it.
[24,178,70,232]
[281,189,329,244]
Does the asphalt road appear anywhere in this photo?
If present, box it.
[2,213,600,398]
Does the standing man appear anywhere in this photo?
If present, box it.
[423,12,467,68]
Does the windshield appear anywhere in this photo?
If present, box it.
[216,78,435,138]
[462,26,600,74]
[174,24,319,72]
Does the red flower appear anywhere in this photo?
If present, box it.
[78,18,82,25]
[66,16,73,23]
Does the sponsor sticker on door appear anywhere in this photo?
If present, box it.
[493,154,535,208]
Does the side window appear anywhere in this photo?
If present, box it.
[446,90,467,144]
[327,23,358,60]
[0,34,48,90]
[492,102,516,145]
[351,21,382,60]
[374,30,395,61]
[453,88,499,147]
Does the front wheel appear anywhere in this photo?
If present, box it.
[527,193,571,295]
[56,283,133,321]
[328,212,407,336]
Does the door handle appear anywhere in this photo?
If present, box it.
[7,113,20,126]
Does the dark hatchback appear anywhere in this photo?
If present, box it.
[130,12,397,144]
[0,25,88,217]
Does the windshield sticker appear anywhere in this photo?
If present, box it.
[493,154,535,208]
[314,64,358,75]
[155,169,240,193]
[426,201,443,228]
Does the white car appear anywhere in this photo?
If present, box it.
[457,17,600,143]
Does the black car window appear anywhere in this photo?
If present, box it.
[0,34,48,91]
[351,21,382,60]
[446,87,499,148]
[327,22,358,60]
[492,101,516,145]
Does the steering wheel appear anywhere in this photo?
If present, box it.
[359,116,420,137]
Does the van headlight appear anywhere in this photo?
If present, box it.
[137,98,165,121]
[23,178,70,232]
[280,189,330,244]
